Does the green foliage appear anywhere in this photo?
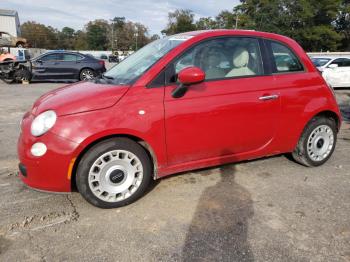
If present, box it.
[73,30,88,50]
[162,9,196,35]
[58,27,75,49]
[21,2,350,52]
[335,0,350,50]
[21,21,59,49]
[215,11,236,29]
[86,20,109,50]
[21,18,156,51]
[162,1,348,51]
[196,17,218,30]
[235,0,344,51]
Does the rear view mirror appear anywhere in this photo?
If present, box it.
[172,67,205,98]
[328,64,338,69]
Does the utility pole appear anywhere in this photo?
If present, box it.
[134,25,139,51]
[110,19,114,50]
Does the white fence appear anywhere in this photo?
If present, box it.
[4,47,350,60]
[308,52,350,58]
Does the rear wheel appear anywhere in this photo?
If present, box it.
[292,116,337,167]
[79,68,95,81]
[13,68,31,83]
[76,138,152,208]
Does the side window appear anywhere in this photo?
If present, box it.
[171,37,263,82]
[330,58,350,67]
[41,54,59,61]
[62,54,78,61]
[343,59,350,67]
[269,41,304,73]
[330,59,344,67]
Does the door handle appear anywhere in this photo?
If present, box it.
[259,95,279,101]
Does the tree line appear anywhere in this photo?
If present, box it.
[21,17,160,51]
[162,0,350,52]
[21,0,350,52]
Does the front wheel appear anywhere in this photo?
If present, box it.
[76,138,152,208]
[292,116,337,167]
[79,68,95,81]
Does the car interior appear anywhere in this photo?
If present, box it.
[174,37,263,81]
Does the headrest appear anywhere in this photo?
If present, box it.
[232,47,249,68]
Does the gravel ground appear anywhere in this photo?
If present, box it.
[0,81,349,262]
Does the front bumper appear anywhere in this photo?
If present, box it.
[17,114,79,192]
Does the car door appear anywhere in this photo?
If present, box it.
[57,53,81,79]
[163,37,281,166]
[32,53,62,80]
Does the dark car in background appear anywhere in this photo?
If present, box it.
[31,51,106,82]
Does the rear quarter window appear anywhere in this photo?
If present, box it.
[268,40,304,74]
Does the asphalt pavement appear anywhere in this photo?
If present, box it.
[0,81,349,261]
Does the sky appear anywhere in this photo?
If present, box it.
[2,0,240,35]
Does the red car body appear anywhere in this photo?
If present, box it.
[18,30,341,192]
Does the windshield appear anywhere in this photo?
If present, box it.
[103,36,192,85]
[311,58,331,67]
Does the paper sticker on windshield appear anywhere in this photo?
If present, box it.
[168,35,193,41]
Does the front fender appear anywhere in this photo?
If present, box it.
[50,107,167,172]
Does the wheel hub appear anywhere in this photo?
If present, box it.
[109,169,125,184]
[316,138,324,149]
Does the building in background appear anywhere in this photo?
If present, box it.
[0,9,21,37]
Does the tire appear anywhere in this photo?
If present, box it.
[79,68,95,81]
[1,78,14,84]
[13,69,31,83]
[76,138,153,208]
[292,116,337,167]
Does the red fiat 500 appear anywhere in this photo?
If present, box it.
[18,30,341,208]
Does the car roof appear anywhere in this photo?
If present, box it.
[177,29,295,42]
[42,50,85,56]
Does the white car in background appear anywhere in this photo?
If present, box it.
[311,57,350,88]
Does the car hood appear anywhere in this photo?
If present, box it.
[32,81,129,116]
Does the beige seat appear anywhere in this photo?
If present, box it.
[226,47,255,77]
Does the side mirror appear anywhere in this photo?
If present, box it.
[36,59,43,64]
[172,67,205,98]
[328,64,338,69]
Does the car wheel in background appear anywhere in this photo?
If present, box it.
[79,68,95,81]
[1,77,14,84]
[13,68,31,83]
[292,116,337,167]
[76,138,153,208]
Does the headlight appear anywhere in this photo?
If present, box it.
[31,110,57,137]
